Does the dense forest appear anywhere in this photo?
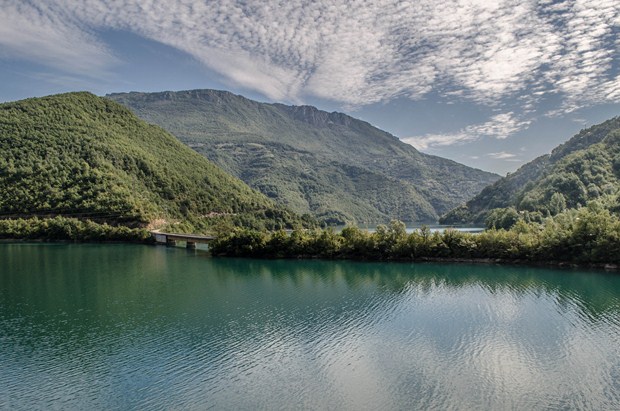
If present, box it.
[0,217,150,242]
[0,92,309,238]
[211,202,620,266]
[442,117,620,227]
[109,89,498,224]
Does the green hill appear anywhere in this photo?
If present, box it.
[0,92,305,234]
[108,89,499,224]
[441,116,620,224]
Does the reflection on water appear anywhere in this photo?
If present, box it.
[1,243,619,409]
[336,224,485,234]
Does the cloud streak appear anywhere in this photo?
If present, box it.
[1,0,619,125]
[487,151,523,162]
[402,112,531,150]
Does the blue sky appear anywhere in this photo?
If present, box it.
[1,0,619,175]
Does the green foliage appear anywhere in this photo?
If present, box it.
[485,207,520,230]
[210,229,269,257]
[549,192,567,215]
[442,116,620,223]
[439,205,472,225]
[0,92,309,235]
[0,217,150,241]
[212,207,620,265]
[108,90,499,224]
[612,153,620,176]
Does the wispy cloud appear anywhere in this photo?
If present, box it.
[0,2,117,76]
[487,151,522,161]
[1,0,619,118]
[402,112,531,150]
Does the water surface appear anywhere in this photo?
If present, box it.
[1,243,619,409]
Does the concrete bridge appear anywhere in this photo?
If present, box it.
[152,231,217,249]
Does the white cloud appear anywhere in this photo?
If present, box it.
[0,3,117,75]
[1,0,619,120]
[540,0,620,115]
[487,151,523,162]
[488,152,516,159]
[402,112,531,150]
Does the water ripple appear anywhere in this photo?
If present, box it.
[1,246,620,410]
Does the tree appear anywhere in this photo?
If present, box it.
[549,192,567,215]
[485,207,520,230]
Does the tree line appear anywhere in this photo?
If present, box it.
[0,217,150,242]
[211,202,620,266]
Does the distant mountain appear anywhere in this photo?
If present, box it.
[108,89,499,224]
[441,116,620,224]
[0,92,304,232]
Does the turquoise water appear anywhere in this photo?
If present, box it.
[1,243,619,409]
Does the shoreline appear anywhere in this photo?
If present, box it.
[1,238,617,272]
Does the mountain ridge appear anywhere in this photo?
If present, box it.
[441,116,620,224]
[108,89,499,224]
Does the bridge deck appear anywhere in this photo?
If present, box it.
[152,232,216,244]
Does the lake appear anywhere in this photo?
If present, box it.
[1,243,619,409]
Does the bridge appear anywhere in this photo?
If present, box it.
[151,231,217,249]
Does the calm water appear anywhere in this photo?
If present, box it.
[338,224,485,234]
[1,243,619,410]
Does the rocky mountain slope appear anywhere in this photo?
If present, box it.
[109,89,499,224]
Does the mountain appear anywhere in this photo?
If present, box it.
[108,89,499,224]
[441,116,620,224]
[0,92,304,232]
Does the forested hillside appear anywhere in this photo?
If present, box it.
[441,117,620,226]
[0,92,305,235]
[108,89,499,224]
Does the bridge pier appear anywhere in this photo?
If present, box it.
[186,241,196,250]
[166,238,177,247]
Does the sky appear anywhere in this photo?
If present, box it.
[1,0,619,175]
